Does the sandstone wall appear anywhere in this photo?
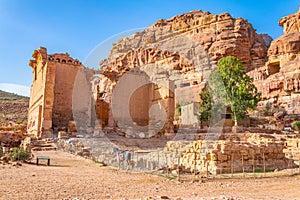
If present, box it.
[56,133,298,175]
[180,139,291,175]
[143,134,297,175]
[51,58,81,130]
[180,103,199,126]
[108,69,175,138]
[27,47,93,138]
[28,47,52,137]
[284,138,300,162]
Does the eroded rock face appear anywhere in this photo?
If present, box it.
[279,7,300,35]
[268,32,300,56]
[106,10,269,72]
[96,10,270,137]
[248,8,300,116]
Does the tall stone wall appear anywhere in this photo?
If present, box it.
[28,47,53,138]
[51,54,81,130]
[108,69,175,138]
[27,47,91,138]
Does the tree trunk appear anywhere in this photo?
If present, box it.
[233,112,238,126]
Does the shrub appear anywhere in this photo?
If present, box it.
[291,121,300,130]
[15,119,23,124]
[8,148,32,162]
[0,148,3,157]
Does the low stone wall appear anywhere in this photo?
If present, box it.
[180,134,298,174]
[139,141,190,171]
[56,133,299,175]
[284,138,300,161]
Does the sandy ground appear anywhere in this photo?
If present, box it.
[0,150,300,200]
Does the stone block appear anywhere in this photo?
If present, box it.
[58,131,69,139]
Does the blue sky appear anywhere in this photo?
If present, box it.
[0,0,299,96]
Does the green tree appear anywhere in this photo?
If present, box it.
[209,56,261,126]
[174,103,181,121]
[198,88,212,126]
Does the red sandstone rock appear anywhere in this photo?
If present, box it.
[95,10,272,136]
[249,8,300,117]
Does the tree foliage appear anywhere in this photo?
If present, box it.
[209,56,261,125]
[174,104,181,121]
[198,88,212,124]
[291,121,300,130]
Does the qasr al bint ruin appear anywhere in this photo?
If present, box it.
[27,8,300,139]
[26,7,300,174]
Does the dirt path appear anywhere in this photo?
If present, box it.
[0,150,299,200]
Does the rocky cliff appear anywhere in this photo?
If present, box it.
[102,10,269,75]
[279,8,300,35]
[93,7,300,137]
[95,10,274,136]
[99,11,272,102]
[248,8,300,122]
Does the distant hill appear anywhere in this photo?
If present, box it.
[0,90,29,126]
[0,90,29,100]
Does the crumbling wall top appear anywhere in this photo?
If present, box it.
[48,53,81,65]
[29,47,82,67]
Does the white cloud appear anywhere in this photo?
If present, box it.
[0,83,30,97]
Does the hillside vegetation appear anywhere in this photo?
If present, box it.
[0,90,29,126]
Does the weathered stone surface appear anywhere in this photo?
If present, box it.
[179,134,295,174]
[279,7,300,34]
[0,131,24,147]
[95,10,270,137]
[248,8,300,118]
[28,8,300,137]
[1,155,9,163]
[58,131,69,139]
[268,32,300,56]
[106,10,268,72]
[68,121,77,134]
[27,47,97,138]
[283,138,300,161]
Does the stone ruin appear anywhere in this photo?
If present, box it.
[27,47,97,138]
[25,8,300,174]
[27,9,275,138]
[180,134,295,175]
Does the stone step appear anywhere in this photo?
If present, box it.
[32,147,57,151]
